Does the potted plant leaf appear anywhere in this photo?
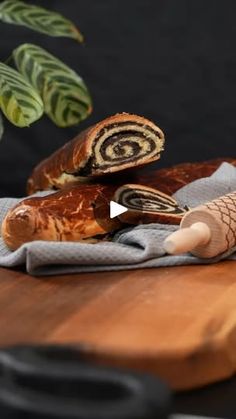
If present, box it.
[0,0,92,139]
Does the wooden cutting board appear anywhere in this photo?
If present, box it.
[47,261,236,391]
[1,262,236,391]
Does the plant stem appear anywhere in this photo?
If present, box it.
[4,54,13,66]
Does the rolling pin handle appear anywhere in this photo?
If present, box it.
[164,222,211,255]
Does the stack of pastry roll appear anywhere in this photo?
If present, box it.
[1,112,190,250]
[27,112,165,194]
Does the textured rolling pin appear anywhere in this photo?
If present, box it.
[164,191,236,258]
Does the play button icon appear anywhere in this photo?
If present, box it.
[92,189,128,232]
[110,201,128,218]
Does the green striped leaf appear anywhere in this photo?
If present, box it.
[13,44,92,127]
[0,62,44,127]
[0,0,83,42]
[0,113,4,140]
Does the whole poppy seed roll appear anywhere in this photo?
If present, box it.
[2,184,121,250]
[27,113,165,194]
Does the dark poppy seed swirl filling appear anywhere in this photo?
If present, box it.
[27,114,165,194]
[89,121,163,171]
[117,187,186,215]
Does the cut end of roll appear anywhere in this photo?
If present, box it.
[114,184,187,225]
[27,113,165,193]
[78,113,165,177]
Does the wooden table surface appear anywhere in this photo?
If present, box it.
[1,261,236,391]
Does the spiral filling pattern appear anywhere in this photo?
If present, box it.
[119,189,185,214]
[92,122,163,169]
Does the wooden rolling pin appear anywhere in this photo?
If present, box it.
[164,191,236,258]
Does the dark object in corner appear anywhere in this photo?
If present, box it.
[0,344,171,418]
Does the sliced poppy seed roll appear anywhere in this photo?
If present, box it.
[27,113,165,194]
[114,184,188,225]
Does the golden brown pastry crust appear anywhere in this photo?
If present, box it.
[2,184,121,250]
[27,113,164,194]
[135,158,236,195]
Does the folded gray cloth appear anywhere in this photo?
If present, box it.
[0,162,236,276]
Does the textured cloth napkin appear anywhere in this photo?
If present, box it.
[0,162,236,276]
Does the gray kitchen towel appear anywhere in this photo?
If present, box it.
[0,162,236,276]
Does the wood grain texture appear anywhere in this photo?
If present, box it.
[1,263,236,391]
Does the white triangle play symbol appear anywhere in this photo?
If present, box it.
[110,201,128,218]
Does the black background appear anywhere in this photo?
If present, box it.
[1,0,236,197]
